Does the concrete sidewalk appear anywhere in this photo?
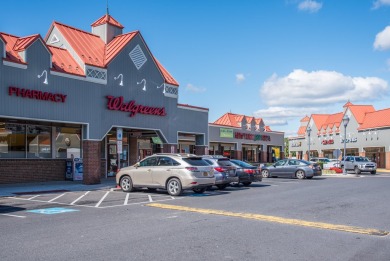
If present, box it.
[0,178,117,197]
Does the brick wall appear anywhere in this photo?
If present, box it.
[0,159,66,184]
[83,140,101,185]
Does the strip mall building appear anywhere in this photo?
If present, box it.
[0,13,285,184]
[0,14,211,184]
[289,102,390,169]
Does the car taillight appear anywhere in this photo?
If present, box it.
[214,167,224,172]
[244,169,255,174]
[185,167,198,171]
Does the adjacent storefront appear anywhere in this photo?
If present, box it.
[209,113,284,164]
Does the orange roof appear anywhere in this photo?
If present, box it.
[154,58,179,86]
[311,114,329,130]
[264,126,272,132]
[105,31,138,64]
[245,116,254,123]
[1,33,26,63]
[255,118,263,124]
[91,14,124,29]
[358,108,390,130]
[300,115,310,122]
[49,21,106,67]
[297,126,307,136]
[213,113,264,128]
[348,105,375,124]
[343,101,353,108]
[48,46,84,76]
[14,34,40,51]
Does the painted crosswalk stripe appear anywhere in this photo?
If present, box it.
[147,203,389,237]
[124,193,130,205]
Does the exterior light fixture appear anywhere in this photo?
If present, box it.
[306,126,311,161]
[137,79,146,91]
[157,83,165,94]
[114,74,123,86]
[342,114,349,175]
[38,70,48,84]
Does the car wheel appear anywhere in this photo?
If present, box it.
[261,169,270,178]
[354,166,361,175]
[120,175,135,192]
[296,170,305,179]
[167,178,182,196]
[242,182,252,186]
[371,170,376,175]
[216,184,228,190]
[193,188,207,194]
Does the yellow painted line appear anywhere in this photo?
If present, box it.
[147,203,389,237]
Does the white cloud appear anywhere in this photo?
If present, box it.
[260,69,389,107]
[372,0,390,9]
[298,0,323,13]
[374,26,390,51]
[185,83,206,93]
[254,106,322,119]
[236,73,246,84]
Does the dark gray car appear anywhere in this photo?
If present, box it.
[202,156,238,189]
[261,159,322,179]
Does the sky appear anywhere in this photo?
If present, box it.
[1,0,390,137]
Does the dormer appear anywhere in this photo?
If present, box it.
[91,14,124,44]
[0,35,5,59]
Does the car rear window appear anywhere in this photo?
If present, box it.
[182,158,210,166]
[217,159,234,166]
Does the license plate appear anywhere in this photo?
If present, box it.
[203,172,209,177]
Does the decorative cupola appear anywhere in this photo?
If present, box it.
[91,12,124,44]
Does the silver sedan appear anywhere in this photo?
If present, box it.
[260,159,322,179]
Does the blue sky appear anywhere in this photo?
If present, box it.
[1,0,390,136]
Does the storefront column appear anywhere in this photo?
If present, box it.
[83,140,101,185]
[261,151,267,163]
[129,137,138,165]
[386,152,390,170]
[163,144,177,154]
[319,152,324,157]
[195,145,208,156]
[359,151,366,157]
[235,150,242,160]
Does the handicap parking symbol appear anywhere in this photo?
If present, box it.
[27,207,79,215]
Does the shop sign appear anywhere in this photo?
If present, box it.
[106,96,166,117]
[291,142,301,147]
[234,132,271,141]
[8,86,67,103]
[341,137,357,143]
[322,139,334,145]
[220,128,234,138]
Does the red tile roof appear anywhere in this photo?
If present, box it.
[50,21,106,68]
[48,46,84,76]
[264,126,272,132]
[1,33,26,63]
[297,126,307,136]
[213,113,264,128]
[154,58,179,86]
[343,101,353,108]
[358,108,390,130]
[13,34,40,51]
[105,31,138,64]
[348,105,375,124]
[311,114,329,131]
[300,115,310,122]
[91,14,124,29]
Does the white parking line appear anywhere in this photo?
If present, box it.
[1,213,26,218]
[27,195,40,200]
[124,193,130,205]
[48,193,66,202]
[70,191,90,205]
[148,195,153,202]
[95,191,110,208]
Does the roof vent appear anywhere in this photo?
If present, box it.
[129,44,147,70]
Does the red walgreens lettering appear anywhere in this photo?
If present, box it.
[8,86,67,103]
[106,96,166,117]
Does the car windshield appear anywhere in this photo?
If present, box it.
[355,157,369,162]
[182,157,209,166]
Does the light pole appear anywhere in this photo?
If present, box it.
[342,114,350,175]
[306,126,311,161]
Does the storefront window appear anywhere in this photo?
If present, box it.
[55,127,81,158]
[0,123,26,158]
[27,125,51,158]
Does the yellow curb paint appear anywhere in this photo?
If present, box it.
[147,203,389,237]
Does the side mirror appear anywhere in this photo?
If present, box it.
[134,162,140,168]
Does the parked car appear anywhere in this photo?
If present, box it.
[116,153,215,196]
[340,156,377,174]
[202,156,238,189]
[229,159,262,186]
[260,159,322,179]
[310,157,340,169]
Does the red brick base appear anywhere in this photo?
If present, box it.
[83,140,101,185]
[0,159,66,184]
